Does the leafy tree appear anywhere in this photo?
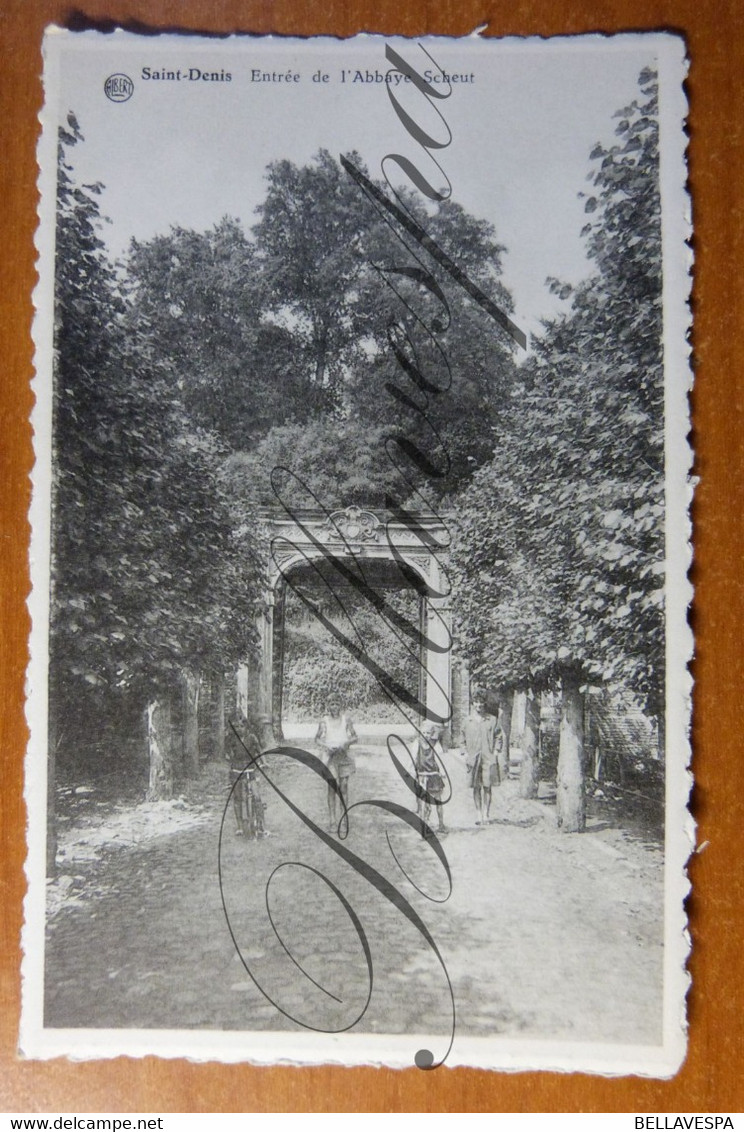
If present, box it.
[51,111,133,711]
[537,65,665,712]
[224,417,404,510]
[127,219,320,448]
[343,196,519,493]
[50,115,262,812]
[248,148,519,494]
[451,69,664,830]
[251,149,381,410]
[128,151,520,505]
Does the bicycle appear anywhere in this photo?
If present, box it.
[231,764,266,839]
[417,768,447,837]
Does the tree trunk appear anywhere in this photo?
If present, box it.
[497,688,514,781]
[182,668,201,778]
[556,668,586,832]
[146,697,176,801]
[451,657,466,746]
[215,672,226,762]
[519,690,540,799]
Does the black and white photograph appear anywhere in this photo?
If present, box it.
[23,29,692,1073]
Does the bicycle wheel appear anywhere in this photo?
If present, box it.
[235,777,249,836]
[246,786,265,839]
[242,788,254,839]
[253,791,265,838]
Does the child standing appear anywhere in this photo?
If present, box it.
[416,723,447,837]
[315,693,357,832]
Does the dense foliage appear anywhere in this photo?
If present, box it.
[127,150,519,506]
[282,586,420,721]
[451,69,664,715]
[51,115,261,774]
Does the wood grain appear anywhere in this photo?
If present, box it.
[1,0,741,1113]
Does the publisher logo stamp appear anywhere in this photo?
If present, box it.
[104,73,134,102]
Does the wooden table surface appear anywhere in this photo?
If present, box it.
[1,0,742,1114]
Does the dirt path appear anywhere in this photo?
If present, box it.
[46,747,664,1046]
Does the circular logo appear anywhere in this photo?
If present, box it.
[104,73,134,103]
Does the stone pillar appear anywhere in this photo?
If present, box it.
[257,590,276,748]
[236,662,250,722]
[271,582,286,741]
[424,596,452,730]
[418,593,427,719]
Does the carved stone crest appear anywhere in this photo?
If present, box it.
[321,506,381,544]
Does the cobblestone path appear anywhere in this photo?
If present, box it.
[46,745,664,1050]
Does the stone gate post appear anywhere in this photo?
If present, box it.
[425,595,452,731]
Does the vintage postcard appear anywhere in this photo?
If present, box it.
[23,29,692,1073]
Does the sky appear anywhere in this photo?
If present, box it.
[47,30,660,343]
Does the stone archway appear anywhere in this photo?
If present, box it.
[238,506,452,745]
